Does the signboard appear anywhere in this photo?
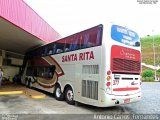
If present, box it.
[111,25,140,47]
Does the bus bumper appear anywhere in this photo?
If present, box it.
[99,92,142,107]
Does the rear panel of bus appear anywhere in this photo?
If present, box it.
[100,24,141,107]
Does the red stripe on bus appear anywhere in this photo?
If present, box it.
[37,82,55,88]
[113,87,139,91]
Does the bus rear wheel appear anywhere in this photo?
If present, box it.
[65,87,75,105]
[54,85,64,101]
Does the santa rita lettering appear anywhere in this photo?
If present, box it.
[62,51,94,62]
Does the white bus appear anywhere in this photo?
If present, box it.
[22,23,141,107]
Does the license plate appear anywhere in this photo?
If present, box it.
[124,98,130,103]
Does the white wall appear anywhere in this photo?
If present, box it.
[3,66,19,80]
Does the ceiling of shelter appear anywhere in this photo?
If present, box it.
[0,17,45,55]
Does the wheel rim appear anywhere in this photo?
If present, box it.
[56,87,61,98]
[67,90,73,101]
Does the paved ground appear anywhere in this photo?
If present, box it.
[0,82,160,119]
[124,82,160,114]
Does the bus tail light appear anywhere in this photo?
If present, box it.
[107,76,111,81]
[106,82,111,86]
[106,70,112,91]
[107,70,111,75]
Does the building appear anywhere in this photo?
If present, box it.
[0,0,61,80]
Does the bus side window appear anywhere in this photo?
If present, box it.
[41,49,45,56]
[56,48,63,54]
[55,42,64,54]
[47,45,53,55]
[41,47,47,56]
[64,43,70,52]
[48,50,53,55]
[82,33,89,48]
[65,37,72,51]
[44,67,49,77]
[37,67,44,77]
[48,65,56,78]
[88,33,96,47]
[63,38,69,52]
[96,27,102,46]
[87,29,99,47]
[81,27,102,48]
[69,36,80,51]
[52,44,57,54]
[36,48,41,57]
[44,47,48,55]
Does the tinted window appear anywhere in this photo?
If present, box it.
[31,66,56,78]
[47,44,53,55]
[81,25,103,48]
[70,35,80,51]
[37,67,44,77]
[55,39,65,54]
[27,25,103,57]
[41,47,48,56]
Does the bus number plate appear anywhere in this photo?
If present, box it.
[124,98,130,103]
[113,80,119,85]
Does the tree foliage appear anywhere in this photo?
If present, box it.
[142,70,154,78]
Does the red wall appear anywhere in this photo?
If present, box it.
[0,0,61,43]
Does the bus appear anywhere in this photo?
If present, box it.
[22,23,141,107]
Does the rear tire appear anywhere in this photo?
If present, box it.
[54,85,64,101]
[65,87,75,105]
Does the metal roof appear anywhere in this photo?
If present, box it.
[0,0,61,54]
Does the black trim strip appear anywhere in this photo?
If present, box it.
[122,78,133,80]
[112,72,140,75]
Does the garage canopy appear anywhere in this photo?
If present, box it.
[0,0,61,54]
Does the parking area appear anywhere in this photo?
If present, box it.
[0,82,160,115]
